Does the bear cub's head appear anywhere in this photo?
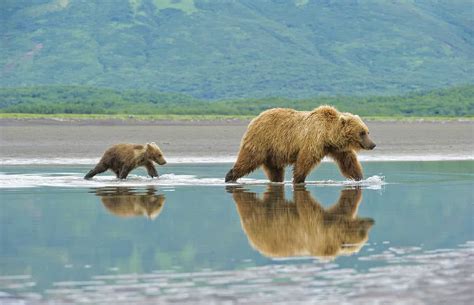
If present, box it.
[340,114,376,151]
[146,142,167,165]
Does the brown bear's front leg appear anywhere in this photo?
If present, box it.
[293,155,320,184]
[327,188,362,217]
[293,187,326,217]
[84,163,109,179]
[329,150,363,181]
[144,161,159,178]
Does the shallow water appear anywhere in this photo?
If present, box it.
[0,161,473,304]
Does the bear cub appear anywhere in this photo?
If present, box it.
[84,143,166,180]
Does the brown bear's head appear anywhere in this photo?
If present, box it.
[146,142,167,165]
[340,114,376,151]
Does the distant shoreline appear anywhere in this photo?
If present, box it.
[1,114,473,127]
[1,120,472,162]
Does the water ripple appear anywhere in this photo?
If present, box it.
[1,243,472,305]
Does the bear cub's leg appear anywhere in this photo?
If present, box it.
[84,163,109,179]
[118,165,134,179]
[145,161,159,178]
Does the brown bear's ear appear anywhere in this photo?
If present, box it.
[339,116,347,126]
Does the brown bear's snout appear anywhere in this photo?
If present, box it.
[361,136,376,150]
[158,160,167,165]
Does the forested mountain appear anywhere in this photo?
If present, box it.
[2,0,473,99]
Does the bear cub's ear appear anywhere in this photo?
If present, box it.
[146,142,159,150]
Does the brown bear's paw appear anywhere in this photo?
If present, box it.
[348,173,363,181]
[292,176,306,184]
[225,169,237,183]
[225,185,245,193]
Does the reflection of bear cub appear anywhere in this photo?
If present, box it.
[95,187,165,219]
[85,143,166,179]
[226,105,376,183]
[228,186,374,259]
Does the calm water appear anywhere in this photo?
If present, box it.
[0,161,473,304]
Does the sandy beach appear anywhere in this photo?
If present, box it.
[0,119,473,163]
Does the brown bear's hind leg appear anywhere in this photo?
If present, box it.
[262,163,285,182]
[225,149,262,182]
[329,150,363,181]
[84,163,109,179]
[145,161,159,178]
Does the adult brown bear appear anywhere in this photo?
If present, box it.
[225,106,375,183]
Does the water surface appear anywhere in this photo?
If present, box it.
[0,161,473,304]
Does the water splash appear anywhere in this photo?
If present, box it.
[0,172,385,189]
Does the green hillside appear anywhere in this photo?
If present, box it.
[1,85,473,117]
[2,0,473,99]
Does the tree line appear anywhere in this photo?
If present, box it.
[0,85,473,117]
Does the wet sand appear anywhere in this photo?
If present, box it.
[0,119,473,161]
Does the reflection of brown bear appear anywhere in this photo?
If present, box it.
[94,187,166,219]
[228,186,374,259]
[85,143,167,179]
[225,106,376,183]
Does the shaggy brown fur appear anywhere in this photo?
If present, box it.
[95,187,165,219]
[225,105,376,183]
[228,186,374,259]
[84,142,166,179]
